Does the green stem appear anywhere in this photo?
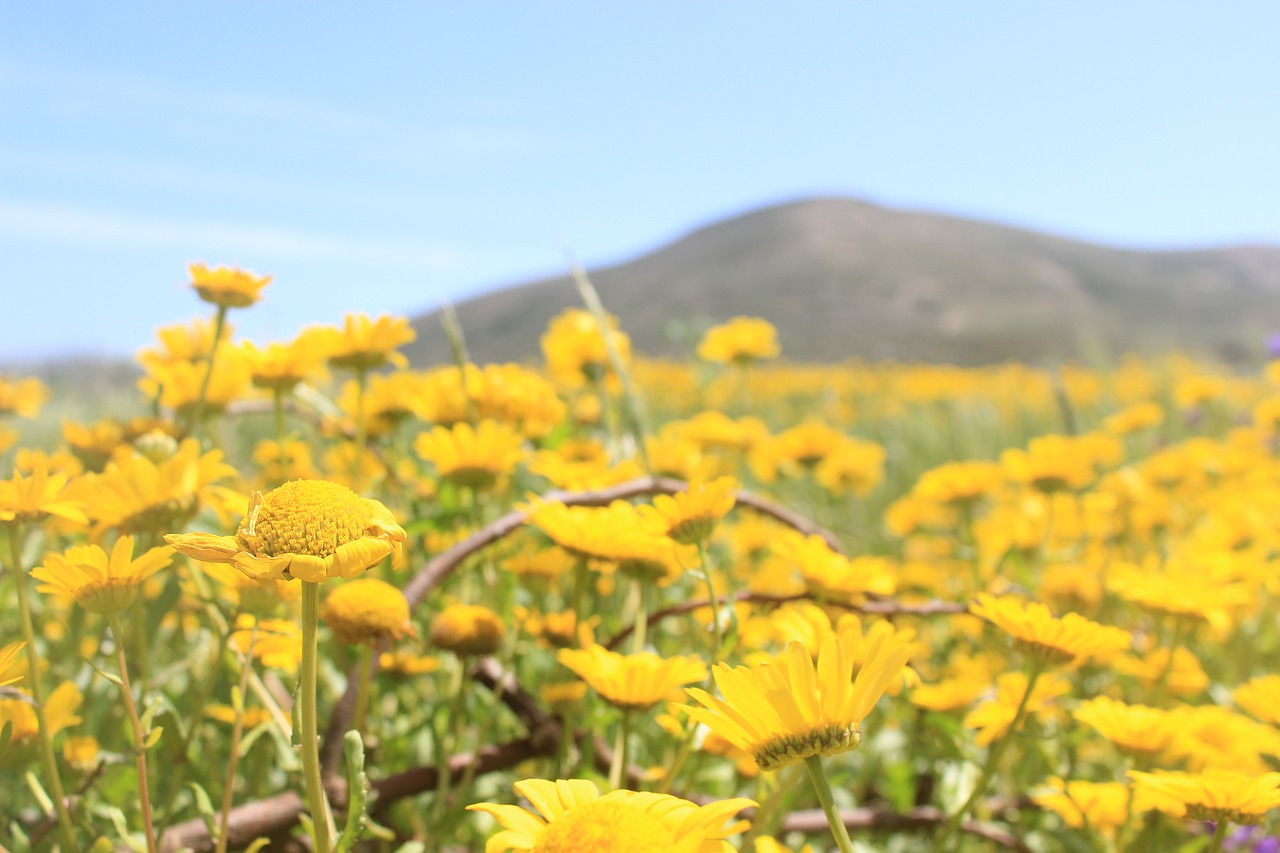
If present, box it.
[628,578,647,654]
[1152,617,1186,707]
[300,581,333,853]
[191,304,228,440]
[108,613,157,853]
[656,719,697,795]
[273,388,289,484]
[933,661,1045,853]
[8,524,79,853]
[803,755,855,853]
[215,623,257,853]
[352,645,373,734]
[608,711,632,790]
[1206,820,1230,853]
[696,541,723,656]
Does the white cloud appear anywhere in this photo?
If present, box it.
[0,199,467,269]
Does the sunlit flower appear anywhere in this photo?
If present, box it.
[1129,768,1280,825]
[0,374,49,418]
[681,633,910,772]
[430,603,506,656]
[139,341,255,416]
[970,594,1131,666]
[1034,778,1155,834]
[231,614,303,674]
[1073,696,1181,758]
[165,479,406,583]
[912,461,1004,505]
[963,672,1071,746]
[1113,645,1209,697]
[206,705,274,729]
[0,681,82,752]
[638,476,738,544]
[240,330,330,391]
[697,317,780,364]
[415,420,527,490]
[557,645,706,712]
[467,778,754,853]
[188,262,271,308]
[321,578,413,645]
[0,459,88,526]
[61,735,101,773]
[318,313,417,371]
[378,650,440,677]
[0,641,26,688]
[31,536,174,614]
[541,307,632,387]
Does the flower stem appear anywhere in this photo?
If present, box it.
[300,581,333,853]
[214,622,256,853]
[608,711,633,790]
[696,541,723,656]
[802,755,855,853]
[7,524,79,853]
[932,661,1045,853]
[1206,820,1230,853]
[107,613,157,853]
[191,304,228,440]
[627,578,647,653]
[273,388,289,484]
[352,645,373,734]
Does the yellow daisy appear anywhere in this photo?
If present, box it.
[1129,768,1280,825]
[638,476,738,544]
[0,459,88,526]
[188,262,271,308]
[430,603,507,656]
[0,641,26,688]
[414,419,527,490]
[467,778,754,853]
[31,536,174,614]
[680,632,911,772]
[557,645,707,712]
[321,578,414,646]
[164,479,406,583]
[317,313,417,371]
[1073,696,1181,758]
[970,594,1131,666]
[696,317,780,365]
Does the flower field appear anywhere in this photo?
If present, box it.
[5,266,1280,852]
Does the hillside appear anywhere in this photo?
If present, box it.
[405,197,1280,366]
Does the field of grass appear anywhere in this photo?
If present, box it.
[4,274,1280,853]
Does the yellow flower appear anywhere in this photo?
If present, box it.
[638,477,738,545]
[557,645,706,712]
[680,633,910,772]
[61,735,101,773]
[1033,778,1155,833]
[0,459,88,526]
[321,578,413,645]
[753,838,814,853]
[772,531,895,602]
[0,641,25,688]
[1105,401,1165,435]
[1166,705,1280,774]
[524,500,683,576]
[139,341,255,416]
[0,680,82,751]
[912,461,1004,505]
[0,374,49,418]
[231,614,303,674]
[206,705,274,729]
[1235,675,1280,726]
[502,547,576,591]
[1129,768,1280,825]
[430,603,506,656]
[813,438,886,497]
[697,317,780,364]
[962,672,1070,746]
[165,479,406,583]
[414,420,527,490]
[1073,696,1181,758]
[318,313,417,371]
[378,650,440,677]
[75,438,238,536]
[31,537,174,614]
[1113,646,1208,697]
[530,445,645,491]
[251,438,319,484]
[188,262,271,308]
[541,307,632,387]
[1000,434,1114,492]
[518,607,595,649]
[540,681,590,714]
[240,330,329,391]
[62,419,126,470]
[467,778,754,853]
[969,594,1131,666]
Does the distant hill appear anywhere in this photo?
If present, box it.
[408,197,1280,366]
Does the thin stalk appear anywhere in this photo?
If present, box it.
[933,661,1045,853]
[803,755,855,853]
[352,367,368,491]
[696,541,723,656]
[608,711,633,790]
[352,645,374,734]
[8,524,79,853]
[107,613,157,853]
[214,623,257,853]
[191,304,228,440]
[273,388,289,483]
[627,578,647,653]
[1151,617,1186,707]
[1205,821,1230,853]
[300,581,333,853]
[656,719,698,795]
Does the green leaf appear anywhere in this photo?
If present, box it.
[8,820,31,852]
[244,839,272,853]
[23,771,53,815]
[144,726,164,750]
[236,720,272,759]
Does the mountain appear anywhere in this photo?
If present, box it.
[406,197,1280,366]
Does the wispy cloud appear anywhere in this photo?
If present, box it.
[0,199,467,269]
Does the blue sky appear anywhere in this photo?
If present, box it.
[2,2,1278,360]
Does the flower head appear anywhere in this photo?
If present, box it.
[970,594,1130,666]
[415,420,527,490]
[165,479,406,583]
[0,641,26,688]
[31,536,174,614]
[697,317,780,365]
[1129,769,1280,826]
[318,313,417,371]
[557,645,706,712]
[1073,696,1181,758]
[189,262,271,308]
[680,633,910,772]
[321,578,413,646]
[430,603,506,656]
[639,477,738,545]
[467,778,754,853]
[0,459,87,526]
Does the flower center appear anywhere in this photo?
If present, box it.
[249,480,367,558]
[532,800,676,853]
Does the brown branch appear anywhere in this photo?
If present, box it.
[605,592,967,651]
[783,805,1031,851]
